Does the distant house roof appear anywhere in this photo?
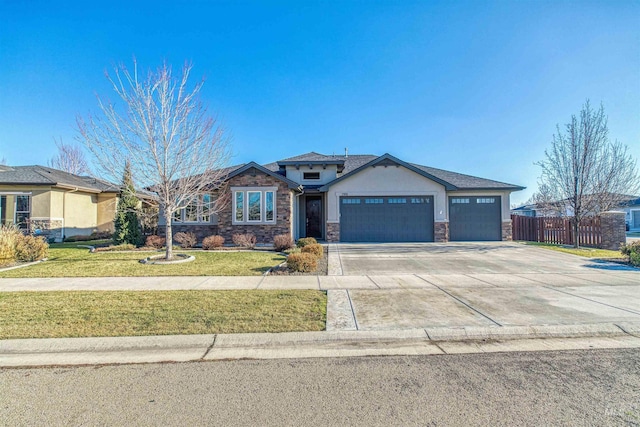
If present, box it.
[0,165,119,193]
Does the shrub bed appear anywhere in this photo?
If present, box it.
[296,237,317,248]
[202,235,225,250]
[286,252,318,273]
[233,233,257,249]
[621,242,640,267]
[301,243,323,258]
[0,225,49,267]
[174,232,197,248]
[273,234,294,252]
[145,235,166,249]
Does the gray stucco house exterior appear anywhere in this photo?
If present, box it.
[163,152,524,244]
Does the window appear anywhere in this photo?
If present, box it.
[342,198,361,204]
[451,198,469,204]
[303,172,320,180]
[233,188,277,224]
[265,191,274,221]
[411,198,430,204]
[248,191,262,221]
[184,198,198,222]
[173,194,214,223]
[202,194,212,223]
[365,198,384,204]
[388,198,407,204]
[235,192,244,222]
[477,198,496,204]
[15,195,30,229]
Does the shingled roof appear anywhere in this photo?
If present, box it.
[0,165,119,193]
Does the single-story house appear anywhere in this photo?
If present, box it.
[0,165,119,241]
[165,152,524,243]
[617,197,640,231]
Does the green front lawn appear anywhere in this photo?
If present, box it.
[522,242,625,259]
[0,290,327,339]
[0,246,285,277]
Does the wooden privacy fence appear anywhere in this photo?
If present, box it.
[511,215,602,247]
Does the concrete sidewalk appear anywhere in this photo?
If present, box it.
[2,322,640,367]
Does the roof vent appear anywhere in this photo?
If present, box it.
[344,147,348,158]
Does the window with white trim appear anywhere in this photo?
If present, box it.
[173,194,214,223]
[233,188,276,224]
[16,195,31,230]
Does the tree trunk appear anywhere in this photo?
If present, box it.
[164,215,173,260]
[573,219,580,249]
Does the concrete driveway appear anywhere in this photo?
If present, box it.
[327,242,640,331]
[333,242,633,275]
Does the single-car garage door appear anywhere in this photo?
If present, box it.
[449,196,501,241]
[340,196,434,242]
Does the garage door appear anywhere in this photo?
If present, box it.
[340,196,434,242]
[449,196,501,241]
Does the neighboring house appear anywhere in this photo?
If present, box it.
[164,152,524,243]
[512,195,640,231]
[616,197,640,231]
[0,165,119,241]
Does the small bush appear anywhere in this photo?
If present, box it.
[14,234,49,262]
[286,252,318,273]
[273,234,294,252]
[145,235,166,249]
[174,232,197,249]
[232,233,257,249]
[621,241,640,266]
[0,225,21,266]
[296,237,317,248]
[301,243,323,258]
[202,235,225,250]
[64,231,113,242]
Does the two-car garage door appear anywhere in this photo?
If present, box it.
[339,195,502,242]
[340,196,434,242]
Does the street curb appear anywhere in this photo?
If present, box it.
[2,322,640,367]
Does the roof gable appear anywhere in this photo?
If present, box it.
[319,153,458,191]
[227,162,302,191]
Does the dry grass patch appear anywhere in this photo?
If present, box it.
[523,242,624,259]
[0,290,327,339]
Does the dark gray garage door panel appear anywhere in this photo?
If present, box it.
[340,196,434,242]
[449,196,501,241]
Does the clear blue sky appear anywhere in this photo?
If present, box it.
[1,0,638,205]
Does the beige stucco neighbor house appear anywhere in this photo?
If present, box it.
[165,152,524,244]
[0,165,119,241]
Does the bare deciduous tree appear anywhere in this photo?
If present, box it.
[48,138,91,175]
[535,101,639,247]
[77,61,231,260]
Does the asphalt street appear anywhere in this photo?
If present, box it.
[2,349,639,426]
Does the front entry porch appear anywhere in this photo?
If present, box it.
[297,193,325,240]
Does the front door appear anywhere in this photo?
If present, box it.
[305,197,322,238]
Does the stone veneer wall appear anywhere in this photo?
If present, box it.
[216,169,293,244]
[434,221,449,242]
[30,218,64,242]
[326,222,340,242]
[164,224,219,243]
[600,211,626,250]
[501,220,513,241]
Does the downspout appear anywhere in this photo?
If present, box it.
[62,187,79,240]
